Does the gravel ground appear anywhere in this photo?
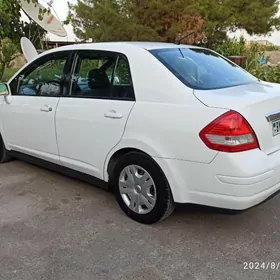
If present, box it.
[0,160,279,280]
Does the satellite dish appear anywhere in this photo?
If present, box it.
[21,37,38,62]
[19,0,67,37]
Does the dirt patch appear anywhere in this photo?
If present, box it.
[11,54,26,69]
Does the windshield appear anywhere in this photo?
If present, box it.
[150,48,258,90]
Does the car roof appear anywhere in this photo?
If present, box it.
[116,41,202,50]
[43,41,203,54]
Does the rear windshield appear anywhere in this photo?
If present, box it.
[150,48,258,90]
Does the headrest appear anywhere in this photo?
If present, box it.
[88,69,110,89]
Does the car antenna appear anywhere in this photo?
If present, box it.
[174,32,195,45]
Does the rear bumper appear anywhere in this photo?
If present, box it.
[186,180,280,210]
[154,148,280,210]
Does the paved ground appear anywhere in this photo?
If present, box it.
[0,160,280,280]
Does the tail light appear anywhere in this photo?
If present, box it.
[199,110,259,152]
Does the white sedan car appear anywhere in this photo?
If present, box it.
[1,42,280,224]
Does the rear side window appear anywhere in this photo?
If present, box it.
[69,51,135,100]
[71,55,115,98]
[150,48,257,90]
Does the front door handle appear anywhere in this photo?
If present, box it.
[40,105,53,112]
[104,110,123,119]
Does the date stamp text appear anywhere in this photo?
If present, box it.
[243,262,280,270]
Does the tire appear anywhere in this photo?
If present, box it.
[112,151,175,224]
[0,136,12,164]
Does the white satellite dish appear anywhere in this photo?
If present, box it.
[21,37,38,62]
[19,0,67,37]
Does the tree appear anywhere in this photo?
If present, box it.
[0,0,47,44]
[132,0,206,43]
[67,0,280,46]
[67,0,204,42]
[197,0,280,46]
[66,0,146,41]
[0,0,23,43]
[0,0,47,81]
[0,38,18,81]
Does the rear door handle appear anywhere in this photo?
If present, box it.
[104,110,123,119]
[40,105,53,112]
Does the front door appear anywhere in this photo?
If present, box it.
[56,50,135,178]
[2,52,70,164]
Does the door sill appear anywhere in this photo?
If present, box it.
[8,150,108,190]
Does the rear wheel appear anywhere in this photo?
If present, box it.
[112,152,175,224]
[0,136,12,164]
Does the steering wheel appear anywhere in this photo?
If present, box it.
[37,80,61,96]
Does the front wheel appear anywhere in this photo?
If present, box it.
[112,152,175,224]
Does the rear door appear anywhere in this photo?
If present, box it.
[55,50,135,179]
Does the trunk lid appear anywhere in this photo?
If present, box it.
[194,81,280,155]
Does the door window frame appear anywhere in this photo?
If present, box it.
[64,49,135,101]
[9,50,73,97]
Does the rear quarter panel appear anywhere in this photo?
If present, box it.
[121,101,227,163]
[115,47,228,164]
[103,46,230,182]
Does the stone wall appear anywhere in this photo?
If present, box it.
[265,51,280,66]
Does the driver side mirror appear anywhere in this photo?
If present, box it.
[0,83,9,96]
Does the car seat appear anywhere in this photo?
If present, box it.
[87,68,110,97]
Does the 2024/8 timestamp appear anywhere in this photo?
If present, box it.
[243,262,280,270]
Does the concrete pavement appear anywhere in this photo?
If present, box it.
[0,160,279,280]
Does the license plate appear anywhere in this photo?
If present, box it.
[272,119,280,136]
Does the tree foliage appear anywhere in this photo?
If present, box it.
[0,38,19,81]
[67,0,280,46]
[198,0,280,46]
[66,0,204,42]
[130,0,204,43]
[0,0,23,43]
[0,0,47,80]
[0,0,47,45]
[67,0,128,41]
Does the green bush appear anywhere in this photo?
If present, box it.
[1,67,19,82]
[212,37,246,57]
[250,65,280,83]
[213,37,280,83]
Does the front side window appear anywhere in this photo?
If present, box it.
[70,52,134,100]
[16,55,67,96]
[150,48,258,90]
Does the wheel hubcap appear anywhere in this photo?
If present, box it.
[118,165,157,214]
[135,185,142,193]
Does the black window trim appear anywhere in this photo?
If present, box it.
[10,50,73,97]
[63,49,136,101]
[111,55,120,84]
